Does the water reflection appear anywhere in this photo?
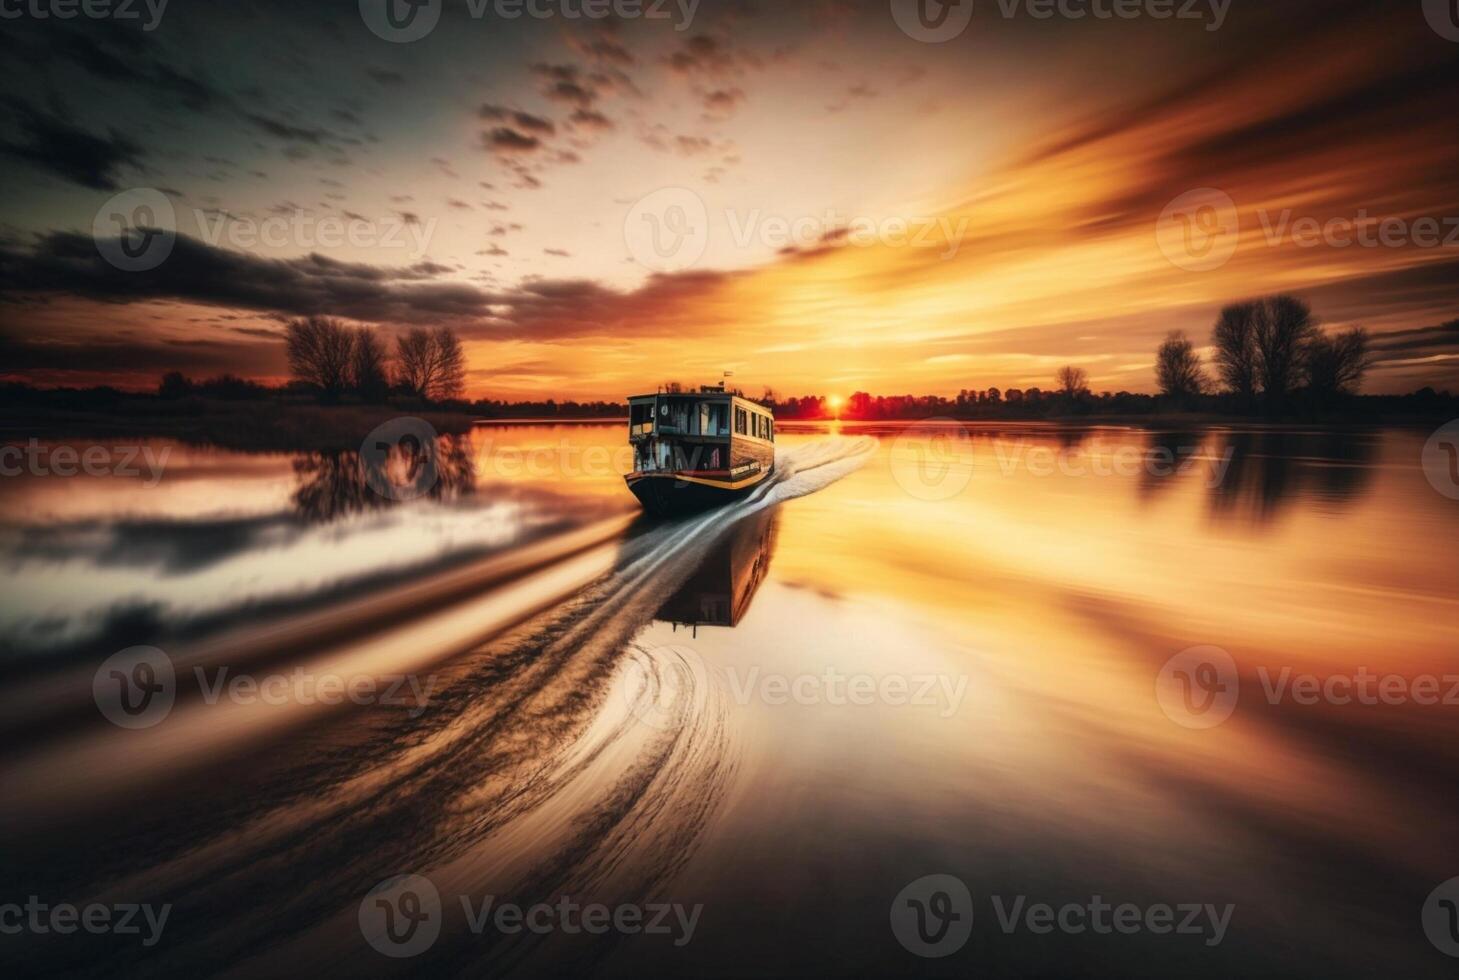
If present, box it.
[291,436,477,523]
[3,423,1456,979]
[1205,428,1377,525]
[1,508,747,977]
[657,509,779,635]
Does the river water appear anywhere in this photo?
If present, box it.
[2,421,1457,977]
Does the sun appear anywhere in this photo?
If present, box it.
[827,394,845,415]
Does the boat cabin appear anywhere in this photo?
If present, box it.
[627,384,775,481]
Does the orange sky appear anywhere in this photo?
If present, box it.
[2,1,1456,398]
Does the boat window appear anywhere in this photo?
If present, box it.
[735,407,747,435]
[630,402,653,425]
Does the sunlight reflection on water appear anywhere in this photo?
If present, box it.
[3,421,1458,978]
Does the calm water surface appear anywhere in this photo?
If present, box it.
[2,422,1457,978]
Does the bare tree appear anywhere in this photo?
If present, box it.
[431,327,466,402]
[395,326,466,402]
[1056,366,1089,399]
[350,327,391,403]
[1155,331,1207,400]
[1256,295,1320,411]
[1304,327,1372,402]
[395,328,435,400]
[286,315,353,400]
[1211,301,1260,402]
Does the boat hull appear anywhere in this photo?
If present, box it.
[625,468,773,516]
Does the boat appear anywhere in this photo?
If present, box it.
[624,382,775,515]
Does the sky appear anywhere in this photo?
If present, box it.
[1,0,1457,400]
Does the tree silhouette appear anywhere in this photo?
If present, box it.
[1256,295,1320,412]
[1156,331,1207,400]
[395,326,466,402]
[285,315,353,401]
[1212,302,1260,405]
[1305,327,1372,404]
[1056,366,1089,399]
[349,327,391,404]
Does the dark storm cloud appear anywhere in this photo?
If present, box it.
[0,232,493,323]
[7,21,353,156]
[0,232,739,343]
[0,102,144,191]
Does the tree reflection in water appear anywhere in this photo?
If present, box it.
[290,435,478,523]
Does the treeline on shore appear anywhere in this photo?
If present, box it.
[768,295,1454,421]
[3,297,1455,427]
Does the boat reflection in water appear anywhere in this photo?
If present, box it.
[656,508,778,636]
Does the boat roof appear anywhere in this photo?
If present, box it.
[627,387,772,411]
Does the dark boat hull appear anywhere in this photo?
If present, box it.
[625,468,773,516]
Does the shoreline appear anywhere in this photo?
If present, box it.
[4,397,1452,454]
